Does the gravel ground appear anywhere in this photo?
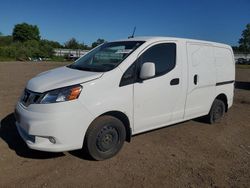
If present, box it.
[0,61,249,187]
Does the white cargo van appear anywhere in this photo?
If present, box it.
[15,37,235,160]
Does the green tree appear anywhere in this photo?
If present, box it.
[64,38,80,49]
[41,39,63,49]
[12,22,40,42]
[0,32,3,36]
[91,38,105,48]
[39,40,55,57]
[0,36,13,46]
[238,23,250,52]
[78,42,89,50]
[232,46,240,53]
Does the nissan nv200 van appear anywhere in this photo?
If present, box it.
[15,37,235,160]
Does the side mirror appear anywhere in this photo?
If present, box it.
[139,62,156,80]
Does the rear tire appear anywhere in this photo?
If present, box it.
[206,99,225,124]
[83,115,126,160]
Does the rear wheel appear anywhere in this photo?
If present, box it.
[83,115,126,160]
[206,99,225,124]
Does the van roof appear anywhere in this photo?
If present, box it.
[115,36,231,48]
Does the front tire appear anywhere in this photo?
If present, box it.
[206,99,225,124]
[83,115,126,160]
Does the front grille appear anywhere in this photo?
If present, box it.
[21,89,43,107]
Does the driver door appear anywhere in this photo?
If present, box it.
[133,42,185,133]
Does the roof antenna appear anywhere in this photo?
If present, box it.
[128,26,136,39]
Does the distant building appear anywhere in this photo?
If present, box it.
[234,53,250,62]
[54,49,89,58]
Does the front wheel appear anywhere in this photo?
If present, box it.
[83,115,126,160]
[206,99,226,124]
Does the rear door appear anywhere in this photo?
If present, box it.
[184,43,216,119]
[133,41,186,133]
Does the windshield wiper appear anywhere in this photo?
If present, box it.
[69,65,104,72]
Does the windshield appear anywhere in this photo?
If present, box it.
[67,41,144,72]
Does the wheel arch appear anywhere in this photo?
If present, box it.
[215,93,228,112]
[95,111,132,142]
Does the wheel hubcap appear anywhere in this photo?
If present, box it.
[96,126,119,152]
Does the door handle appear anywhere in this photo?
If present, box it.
[170,78,180,85]
[194,74,198,85]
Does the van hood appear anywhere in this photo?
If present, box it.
[26,66,103,93]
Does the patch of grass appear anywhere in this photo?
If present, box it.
[0,56,73,64]
[0,57,16,61]
[236,64,250,69]
[50,56,67,62]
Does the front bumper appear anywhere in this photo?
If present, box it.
[15,100,93,152]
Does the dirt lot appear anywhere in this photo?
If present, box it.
[0,62,249,187]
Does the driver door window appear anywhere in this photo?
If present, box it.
[138,43,176,77]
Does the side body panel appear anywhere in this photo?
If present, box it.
[214,46,235,108]
[133,41,187,134]
[184,42,216,119]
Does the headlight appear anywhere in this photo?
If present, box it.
[40,85,82,104]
